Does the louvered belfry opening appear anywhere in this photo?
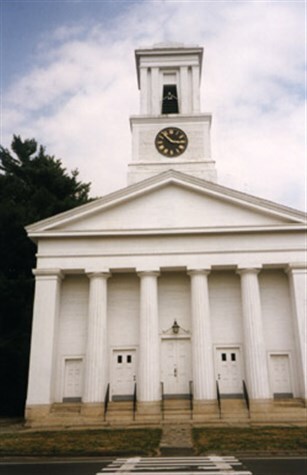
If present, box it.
[162,84,179,114]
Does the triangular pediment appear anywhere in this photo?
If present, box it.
[26,171,306,238]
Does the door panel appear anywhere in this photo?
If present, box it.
[216,348,243,395]
[63,358,83,401]
[161,339,191,396]
[270,354,292,397]
[112,350,136,400]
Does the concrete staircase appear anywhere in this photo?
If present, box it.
[27,397,305,428]
[162,398,192,422]
[106,401,136,424]
[218,399,250,425]
[251,398,307,426]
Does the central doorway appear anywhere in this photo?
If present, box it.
[161,338,191,397]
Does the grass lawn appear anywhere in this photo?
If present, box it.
[193,427,307,455]
[0,426,306,457]
[0,428,162,457]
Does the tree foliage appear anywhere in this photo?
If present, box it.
[0,136,91,416]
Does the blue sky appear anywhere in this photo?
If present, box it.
[1,0,136,88]
[1,0,306,210]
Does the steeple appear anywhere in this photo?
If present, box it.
[128,43,217,184]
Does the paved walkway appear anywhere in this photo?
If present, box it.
[159,424,194,455]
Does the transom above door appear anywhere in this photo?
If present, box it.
[215,347,243,397]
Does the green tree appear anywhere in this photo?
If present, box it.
[0,135,91,416]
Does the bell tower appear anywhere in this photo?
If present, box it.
[128,43,217,184]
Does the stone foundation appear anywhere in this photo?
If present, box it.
[25,398,306,428]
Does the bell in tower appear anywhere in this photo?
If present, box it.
[162,85,179,114]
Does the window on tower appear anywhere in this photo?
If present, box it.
[162,84,179,114]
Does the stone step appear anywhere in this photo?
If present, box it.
[107,401,134,412]
[163,399,191,410]
[273,398,305,408]
[219,399,249,419]
[50,403,81,414]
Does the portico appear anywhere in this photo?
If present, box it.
[26,255,306,425]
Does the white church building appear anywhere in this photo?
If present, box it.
[25,44,306,427]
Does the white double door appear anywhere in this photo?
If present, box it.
[111,349,136,400]
[161,339,192,396]
[216,348,243,395]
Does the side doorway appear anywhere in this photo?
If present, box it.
[215,347,243,397]
[111,349,137,401]
[63,358,83,402]
[269,353,293,398]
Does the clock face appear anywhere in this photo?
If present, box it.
[155,127,188,157]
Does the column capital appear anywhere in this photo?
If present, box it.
[236,267,261,276]
[32,268,64,280]
[86,271,111,280]
[285,263,307,275]
[137,270,160,278]
[187,268,211,277]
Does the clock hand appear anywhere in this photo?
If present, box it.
[161,131,174,144]
[161,132,185,145]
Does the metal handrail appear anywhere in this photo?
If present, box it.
[133,382,137,421]
[242,379,250,418]
[161,381,165,420]
[216,380,222,419]
[189,380,193,419]
[103,383,110,421]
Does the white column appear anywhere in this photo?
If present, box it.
[151,67,160,115]
[180,66,189,113]
[238,268,271,399]
[286,263,307,399]
[192,65,200,112]
[189,269,215,400]
[26,269,63,405]
[138,271,160,401]
[140,66,148,114]
[83,272,110,403]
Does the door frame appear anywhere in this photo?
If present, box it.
[110,346,137,401]
[160,335,192,398]
[214,344,244,398]
[268,351,294,398]
[61,355,84,403]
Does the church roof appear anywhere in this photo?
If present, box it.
[26,170,306,239]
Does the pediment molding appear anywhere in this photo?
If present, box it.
[26,170,306,237]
